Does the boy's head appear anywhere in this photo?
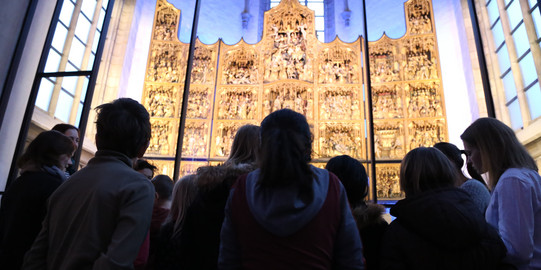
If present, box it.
[95,98,151,158]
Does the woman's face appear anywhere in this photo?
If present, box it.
[64,128,79,146]
[58,154,72,172]
[463,141,484,174]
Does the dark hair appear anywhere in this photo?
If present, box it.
[52,123,79,134]
[400,147,458,197]
[433,142,463,170]
[258,109,313,201]
[225,124,260,166]
[152,174,174,200]
[461,117,537,189]
[95,98,151,158]
[17,130,76,169]
[134,159,157,174]
[325,155,368,208]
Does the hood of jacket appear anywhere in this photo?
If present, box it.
[196,163,257,193]
[390,187,489,250]
[244,165,330,237]
[352,203,387,230]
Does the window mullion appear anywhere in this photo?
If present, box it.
[49,0,83,116]
[69,0,103,124]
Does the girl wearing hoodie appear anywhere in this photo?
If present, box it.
[219,109,363,270]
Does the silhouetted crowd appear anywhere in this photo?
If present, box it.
[0,98,540,270]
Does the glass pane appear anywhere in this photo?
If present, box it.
[315,16,324,31]
[76,101,83,126]
[532,7,541,39]
[526,82,541,119]
[59,0,75,25]
[51,23,68,52]
[92,31,100,53]
[519,52,537,86]
[307,3,324,16]
[487,0,500,25]
[35,78,55,111]
[502,71,518,102]
[529,0,538,8]
[75,15,92,43]
[497,44,511,74]
[492,20,505,48]
[80,76,89,101]
[44,49,62,73]
[508,100,524,129]
[55,91,74,123]
[513,23,530,57]
[66,62,78,72]
[97,8,105,31]
[68,39,86,69]
[507,0,523,30]
[61,76,79,95]
[81,0,97,19]
[87,52,95,69]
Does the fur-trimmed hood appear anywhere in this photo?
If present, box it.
[195,163,257,193]
[352,202,387,230]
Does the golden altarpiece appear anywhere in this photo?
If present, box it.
[141,0,447,200]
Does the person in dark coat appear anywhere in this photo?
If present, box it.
[156,124,260,270]
[380,147,509,270]
[326,155,388,270]
[0,130,75,270]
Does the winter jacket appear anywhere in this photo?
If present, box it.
[154,163,256,270]
[352,203,388,270]
[380,187,508,270]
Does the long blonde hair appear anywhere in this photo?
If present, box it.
[461,117,538,189]
[165,174,198,238]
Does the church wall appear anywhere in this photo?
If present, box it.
[0,0,57,190]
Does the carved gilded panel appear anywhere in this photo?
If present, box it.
[146,42,187,83]
[317,122,363,159]
[152,0,180,41]
[407,119,447,151]
[185,85,213,119]
[374,120,405,160]
[373,84,404,119]
[402,36,438,81]
[148,118,178,157]
[143,84,180,118]
[263,82,313,119]
[406,0,434,35]
[318,40,362,84]
[262,0,316,83]
[216,86,259,120]
[370,38,401,83]
[318,86,362,120]
[220,42,260,85]
[405,81,443,118]
[191,41,218,85]
[376,164,404,199]
[181,120,210,158]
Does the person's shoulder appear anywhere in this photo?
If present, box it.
[499,168,541,186]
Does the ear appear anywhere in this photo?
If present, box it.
[137,140,150,158]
